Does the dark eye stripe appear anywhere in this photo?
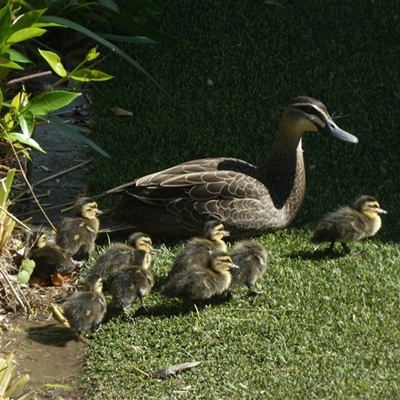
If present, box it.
[295,105,325,120]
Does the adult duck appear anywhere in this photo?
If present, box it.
[103,97,358,238]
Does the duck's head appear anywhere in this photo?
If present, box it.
[354,196,387,218]
[280,96,359,143]
[74,198,101,219]
[127,232,156,255]
[208,251,238,273]
[32,232,47,249]
[204,221,230,242]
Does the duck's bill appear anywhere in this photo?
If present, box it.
[229,263,239,270]
[321,118,359,144]
[378,208,388,215]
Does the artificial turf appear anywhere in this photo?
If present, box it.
[83,0,400,398]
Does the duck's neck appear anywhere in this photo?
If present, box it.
[260,133,305,212]
[212,239,227,252]
[364,215,382,237]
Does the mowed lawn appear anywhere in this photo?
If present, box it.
[83,0,400,398]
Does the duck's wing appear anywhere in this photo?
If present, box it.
[108,158,269,205]
[102,158,286,237]
[107,158,269,205]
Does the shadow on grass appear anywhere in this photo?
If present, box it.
[287,249,345,261]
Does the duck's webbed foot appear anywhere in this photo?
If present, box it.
[248,286,264,296]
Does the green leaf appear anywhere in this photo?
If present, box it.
[98,0,120,12]
[26,90,81,116]
[0,168,15,207]
[0,56,23,70]
[0,66,9,81]
[38,115,110,158]
[97,33,157,44]
[85,46,100,62]
[38,15,169,96]
[126,0,161,16]
[0,4,11,47]
[75,11,108,24]
[10,8,47,34]
[0,89,2,113]
[98,7,189,46]
[7,132,45,152]
[18,110,34,137]
[5,48,32,63]
[38,49,67,77]
[7,27,46,44]
[33,22,66,28]
[70,68,113,82]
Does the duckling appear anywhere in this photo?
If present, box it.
[108,249,154,313]
[86,232,155,290]
[229,241,268,295]
[61,277,107,341]
[162,251,237,310]
[101,97,358,238]
[188,220,230,252]
[311,195,387,254]
[56,198,101,260]
[169,220,230,276]
[27,231,76,286]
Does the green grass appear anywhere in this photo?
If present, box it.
[83,0,400,398]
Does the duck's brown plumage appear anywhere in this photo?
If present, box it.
[162,250,236,310]
[311,195,387,254]
[169,221,230,276]
[56,198,101,260]
[86,232,155,290]
[229,241,268,295]
[62,277,107,339]
[103,97,358,238]
[27,231,76,285]
[108,249,155,312]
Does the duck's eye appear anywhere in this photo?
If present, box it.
[305,105,313,114]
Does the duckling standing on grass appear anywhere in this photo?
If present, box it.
[162,251,238,311]
[311,195,387,254]
[109,249,155,314]
[62,276,107,342]
[56,198,102,260]
[229,241,268,295]
[27,231,76,286]
[169,220,229,276]
[86,232,155,290]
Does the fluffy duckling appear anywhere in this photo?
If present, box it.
[56,198,101,260]
[27,231,76,285]
[108,249,155,313]
[169,220,229,276]
[229,241,268,295]
[311,195,387,254]
[162,250,237,310]
[86,232,155,290]
[189,220,230,252]
[62,277,107,341]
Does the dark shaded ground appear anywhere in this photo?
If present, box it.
[1,316,84,399]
